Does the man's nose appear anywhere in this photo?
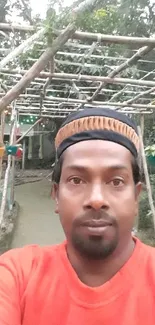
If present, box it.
[84,183,109,211]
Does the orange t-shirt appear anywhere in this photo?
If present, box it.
[0,238,155,325]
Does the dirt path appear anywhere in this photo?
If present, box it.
[11,179,65,248]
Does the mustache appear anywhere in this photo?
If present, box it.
[73,211,117,227]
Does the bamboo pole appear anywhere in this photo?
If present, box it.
[28,136,32,160]
[28,72,155,88]
[1,95,155,110]
[16,95,155,110]
[54,29,155,46]
[136,115,145,232]
[0,29,45,72]
[0,24,76,114]
[1,23,155,47]
[1,70,155,89]
[10,134,16,211]
[56,50,155,65]
[140,115,145,139]
[17,110,152,119]
[138,126,155,231]
[89,45,154,102]
[22,138,26,170]
[0,0,99,113]
[0,23,35,32]
[0,112,5,182]
[0,110,16,226]
[16,118,42,144]
[17,107,153,114]
[124,87,155,106]
[15,102,152,110]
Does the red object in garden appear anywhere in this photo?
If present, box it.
[16,147,23,158]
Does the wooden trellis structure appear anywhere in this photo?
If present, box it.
[0,0,155,227]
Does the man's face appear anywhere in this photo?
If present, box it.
[54,140,141,260]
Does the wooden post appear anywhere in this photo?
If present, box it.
[138,126,155,231]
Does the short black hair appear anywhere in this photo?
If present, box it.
[52,154,141,185]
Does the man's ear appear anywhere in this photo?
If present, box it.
[51,183,59,214]
[135,182,142,216]
[135,182,142,200]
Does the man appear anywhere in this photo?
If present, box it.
[0,107,155,325]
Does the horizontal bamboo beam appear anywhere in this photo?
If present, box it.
[1,70,155,87]
[20,95,154,110]
[18,109,152,116]
[57,50,155,65]
[54,29,155,46]
[49,73,155,88]
[1,23,155,47]
[2,95,155,110]
[0,23,35,32]
[1,69,155,88]
[1,94,154,111]
[16,101,153,110]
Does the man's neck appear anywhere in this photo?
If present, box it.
[66,238,135,287]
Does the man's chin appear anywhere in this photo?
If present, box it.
[71,234,118,260]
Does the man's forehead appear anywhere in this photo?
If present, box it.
[64,139,131,156]
[62,140,132,169]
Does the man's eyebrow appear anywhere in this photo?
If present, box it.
[64,164,128,171]
[107,165,128,171]
[64,165,88,172]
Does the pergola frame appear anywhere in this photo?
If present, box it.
[0,0,155,228]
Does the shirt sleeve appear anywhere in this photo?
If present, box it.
[0,246,38,325]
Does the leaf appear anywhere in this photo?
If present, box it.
[95,8,107,18]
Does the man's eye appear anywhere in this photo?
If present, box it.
[111,178,124,187]
[69,177,84,185]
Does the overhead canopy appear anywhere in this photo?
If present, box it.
[0,21,155,119]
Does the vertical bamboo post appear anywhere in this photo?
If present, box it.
[136,115,144,232]
[0,111,5,181]
[22,138,26,170]
[138,125,155,231]
[10,112,17,211]
[0,108,16,226]
[139,114,144,171]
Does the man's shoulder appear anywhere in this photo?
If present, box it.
[139,240,155,272]
[0,242,65,275]
[139,239,155,256]
[0,242,65,259]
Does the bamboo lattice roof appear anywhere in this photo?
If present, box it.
[1,23,155,119]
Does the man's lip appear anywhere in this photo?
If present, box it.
[81,220,112,227]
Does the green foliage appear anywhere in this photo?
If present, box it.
[139,175,155,230]
[145,145,155,157]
